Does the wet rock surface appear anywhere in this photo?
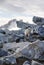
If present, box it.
[0,16,44,65]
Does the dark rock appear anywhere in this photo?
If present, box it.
[33,16,44,25]
[0,42,3,48]
[32,60,43,65]
[16,56,31,65]
[0,60,4,65]
[38,27,44,37]
[37,51,44,61]
[0,33,8,43]
[0,29,6,34]
[16,20,30,28]
[23,61,31,65]
[4,56,17,65]
[0,49,8,57]
[12,34,24,42]
[28,34,38,42]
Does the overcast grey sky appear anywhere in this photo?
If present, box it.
[0,0,44,24]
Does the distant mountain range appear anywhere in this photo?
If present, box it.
[0,19,20,30]
[0,19,34,30]
[0,16,43,32]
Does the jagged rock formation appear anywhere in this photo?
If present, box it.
[0,16,44,65]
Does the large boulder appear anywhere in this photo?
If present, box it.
[33,16,44,25]
[21,41,44,61]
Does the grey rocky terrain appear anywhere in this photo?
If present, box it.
[0,16,44,65]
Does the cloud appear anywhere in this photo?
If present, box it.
[0,0,5,3]
[0,17,10,26]
[0,0,44,18]
[0,0,25,13]
[5,4,25,13]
